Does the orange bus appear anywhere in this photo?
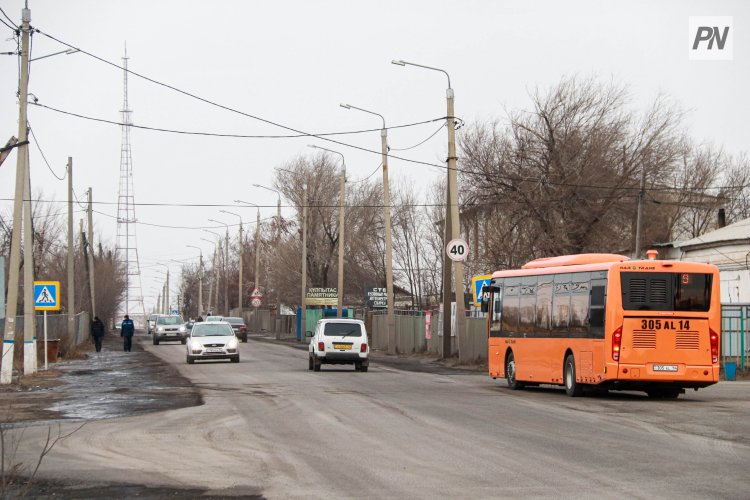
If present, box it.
[484,251,720,398]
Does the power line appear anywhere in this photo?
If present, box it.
[28,123,67,180]
[30,101,445,139]
[35,29,449,171]
[389,122,445,151]
[0,6,15,26]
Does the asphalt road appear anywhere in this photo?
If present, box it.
[8,336,750,498]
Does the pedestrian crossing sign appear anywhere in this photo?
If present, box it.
[34,281,60,311]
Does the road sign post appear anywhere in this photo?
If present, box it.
[34,281,60,370]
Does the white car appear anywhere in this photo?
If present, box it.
[308,319,369,372]
[186,321,240,364]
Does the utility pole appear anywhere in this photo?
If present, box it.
[224,229,229,315]
[254,210,261,296]
[442,183,453,358]
[198,252,204,316]
[2,4,31,385]
[67,157,75,341]
[165,268,169,314]
[337,166,346,318]
[391,60,466,359]
[300,183,308,341]
[22,144,35,374]
[87,188,96,318]
[446,85,466,360]
[339,104,396,354]
[238,222,243,312]
[156,293,161,315]
[634,164,647,259]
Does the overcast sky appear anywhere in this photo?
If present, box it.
[0,0,747,311]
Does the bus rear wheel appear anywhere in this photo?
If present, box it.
[506,351,524,390]
[564,354,583,397]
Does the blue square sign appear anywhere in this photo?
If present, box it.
[34,281,60,311]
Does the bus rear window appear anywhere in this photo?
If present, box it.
[621,272,712,312]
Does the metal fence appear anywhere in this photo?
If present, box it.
[722,304,749,371]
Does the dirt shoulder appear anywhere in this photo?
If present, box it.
[0,332,202,425]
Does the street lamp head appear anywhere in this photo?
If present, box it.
[391,59,406,66]
[339,103,352,109]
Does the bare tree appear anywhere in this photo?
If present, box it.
[459,76,686,266]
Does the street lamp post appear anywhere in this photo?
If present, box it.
[392,59,466,360]
[186,245,204,317]
[200,237,218,315]
[220,210,243,313]
[235,201,262,296]
[156,264,170,314]
[252,184,282,241]
[204,229,225,315]
[308,145,346,318]
[340,103,396,354]
[208,220,231,315]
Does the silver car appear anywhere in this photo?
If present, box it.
[186,321,240,364]
[152,315,188,345]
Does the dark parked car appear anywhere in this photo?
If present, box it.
[225,317,248,342]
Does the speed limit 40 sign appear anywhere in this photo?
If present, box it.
[446,238,468,261]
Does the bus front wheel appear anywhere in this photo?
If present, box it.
[506,351,524,390]
[564,354,583,397]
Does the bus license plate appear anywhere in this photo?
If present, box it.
[653,364,678,372]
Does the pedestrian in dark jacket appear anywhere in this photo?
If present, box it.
[121,314,135,352]
[91,316,105,352]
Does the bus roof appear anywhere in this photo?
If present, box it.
[522,253,629,269]
[491,253,719,279]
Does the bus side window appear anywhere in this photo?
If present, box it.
[502,278,520,335]
[588,278,607,338]
[570,272,591,336]
[519,276,538,334]
[536,275,553,336]
[552,273,571,335]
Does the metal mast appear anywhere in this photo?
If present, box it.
[115,46,146,326]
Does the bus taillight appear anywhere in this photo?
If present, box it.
[710,328,719,363]
[612,326,623,361]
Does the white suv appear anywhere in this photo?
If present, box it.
[308,319,369,372]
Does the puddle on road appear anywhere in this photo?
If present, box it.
[42,337,202,421]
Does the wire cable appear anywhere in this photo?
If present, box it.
[389,122,446,151]
[30,102,445,139]
[0,6,15,26]
[93,208,276,230]
[34,29,453,171]
[28,123,67,180]
[347,163,383,184]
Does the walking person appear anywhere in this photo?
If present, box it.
[121,314,135,352]
[91,316,105,353]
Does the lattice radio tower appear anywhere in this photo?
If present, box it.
[115,47,146,326]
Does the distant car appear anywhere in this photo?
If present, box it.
[153,315,188,345]
[224,317,248,342]
[308,318,369,372]
[147,314,160,335]
[205,315,224,322]
[186,321,240,364]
